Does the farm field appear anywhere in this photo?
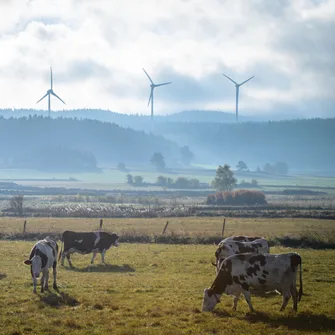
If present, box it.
[1,168,335,193]
[0,242,334,335]
[1,216,335,242]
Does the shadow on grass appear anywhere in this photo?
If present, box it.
[0,273,7,280]
[39,291,79,308]
[243,311,335,332]
[65,263,135,273]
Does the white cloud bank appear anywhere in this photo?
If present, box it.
[0,0,334,118]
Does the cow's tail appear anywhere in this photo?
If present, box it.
[58,233,64,262]
[298,256,303,301]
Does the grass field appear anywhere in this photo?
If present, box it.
[1,217,335,241]
[0,242,334,335]
[1,168,335,193]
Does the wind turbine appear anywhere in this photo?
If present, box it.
[36,67,66,118]
[142,68,172,125]
[222,73,254,122]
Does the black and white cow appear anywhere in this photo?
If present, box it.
[221,236,263,243]
[24,237,59,293]
[203,252,303,312]
[213,238,269,273]
[59,230,119,268]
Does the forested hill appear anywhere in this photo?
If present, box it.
[154,118,335,173]
[0,108,255,129]
[0,116,180,170]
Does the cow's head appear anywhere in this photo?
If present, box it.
[24,255,42,278]
[202,288,221,312]
[111,233,119,247]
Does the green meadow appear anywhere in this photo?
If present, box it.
[0,242,334,335]
[1,168,335,193]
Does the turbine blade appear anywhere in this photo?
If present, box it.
[50,67,53,90]
[51,91,66,104]
[36,92,48,104]
[147,88,153,107]
[142,68,154,84]
[239,76,254,86]
[156,82,172,87]
[222,73,238,85]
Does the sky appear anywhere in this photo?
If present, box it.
[0,0,334,119]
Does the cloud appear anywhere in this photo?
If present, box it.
[0,0,334,118]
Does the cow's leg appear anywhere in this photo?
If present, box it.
[242,290,255,312]
[66,253,74,268]
[101,250,106,264]
[52,261,58,291]
[280,290,291,311]
[40,272,45,293]
[233,291,241,311]
[44,269,49,291]
[61,251,66,266]
[290,285,298,312]
[91,252,97,264]
[32,274,37,294]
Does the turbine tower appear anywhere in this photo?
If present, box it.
[222,73,254,122]
[36,67,66,118]
[142,68,171,126]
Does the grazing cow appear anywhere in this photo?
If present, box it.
[202,252,303,313]
[24,237,59,293]
[59,230,119,268]
[213,238,269,273]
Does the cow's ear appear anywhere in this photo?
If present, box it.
[24,260,32,265]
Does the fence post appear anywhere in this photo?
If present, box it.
[99,219,103,231]
[162,221,169,235]
[221,218,226,238]
[23,219,27,236]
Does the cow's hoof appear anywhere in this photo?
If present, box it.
[53,285,59,291]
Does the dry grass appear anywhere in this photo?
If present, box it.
[1,216,334,239]
[0,242,334,335]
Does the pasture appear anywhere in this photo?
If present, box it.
[0,242,334,335]
[1,167,335,194]
[1,217,335,244]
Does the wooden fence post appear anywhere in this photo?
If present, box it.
[221,218,226,238]
[23,220,27,236]
[162,221,169,235]
[99,219,103,231]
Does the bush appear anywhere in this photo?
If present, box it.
[206,190,267,205]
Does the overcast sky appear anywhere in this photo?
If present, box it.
[0,0,334,118]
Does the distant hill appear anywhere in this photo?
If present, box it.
[0,108,266,131]
[154,118,335,174]
[0,115,182,171]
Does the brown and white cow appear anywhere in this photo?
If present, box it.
[24,237,59,293]
[213,238,269,273]
[202,252,303,313]
[59,230,119,268]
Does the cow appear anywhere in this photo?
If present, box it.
[59,230,119,268]
[221,235,263,243]
[24,236,59,293]
[213,238,269,273]
[202,252,303,313]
